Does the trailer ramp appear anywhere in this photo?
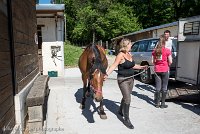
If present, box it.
[167,86,199,99]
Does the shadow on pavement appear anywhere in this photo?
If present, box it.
[74,88,99,123]
[131,91,155,106]
[133,83,155,106]
[173,101,200,115]
[135,83,156,93]
[103,99,124,123]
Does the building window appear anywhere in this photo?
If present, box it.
[183,21,200,35]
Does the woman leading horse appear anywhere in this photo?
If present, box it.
[78,44,108,119]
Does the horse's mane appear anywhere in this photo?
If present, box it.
[89,44,106,74]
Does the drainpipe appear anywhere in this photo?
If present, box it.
[7,0,16,95]
[64,14,66,42]
[55,14,58,41]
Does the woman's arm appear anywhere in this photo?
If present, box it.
[106,53,123,76]
[133,64,148,70]
[168,55,172,65]
[151,56,155,64]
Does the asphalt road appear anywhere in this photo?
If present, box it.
[45,67,200,134]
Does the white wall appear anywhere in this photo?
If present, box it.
[153,26,178,38]
[37,17,64,42]
[12,73,40,134]
[37,17,65,77]
[42,41,64,76]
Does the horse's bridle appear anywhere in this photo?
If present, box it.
[89,70,103,95]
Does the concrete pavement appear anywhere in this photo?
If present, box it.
[46,68,200,134]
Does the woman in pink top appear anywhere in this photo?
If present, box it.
[152,35,172,108]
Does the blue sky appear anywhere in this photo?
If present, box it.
[39,0,51,4]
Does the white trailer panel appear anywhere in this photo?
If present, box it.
[176,42,200,84]
[176,15,200,85]
[178,16,200,42]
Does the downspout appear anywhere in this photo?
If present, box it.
[7,0,16,95]
[55,15,58,41]
[64,14,66,41]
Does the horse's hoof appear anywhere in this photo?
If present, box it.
[100,114,107,120]
[79,104,85,109]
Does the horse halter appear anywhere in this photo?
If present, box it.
[89,69,103,94]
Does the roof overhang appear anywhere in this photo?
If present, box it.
[111,21,178,41]
[36,4,65,17]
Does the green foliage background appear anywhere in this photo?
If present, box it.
[55,0,200,67]
[64,41,83,67]
[56,0,200,45]
[62,0,142,44]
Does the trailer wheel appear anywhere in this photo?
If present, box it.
[140,67,154,84]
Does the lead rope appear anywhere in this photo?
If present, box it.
[108,66,161,80]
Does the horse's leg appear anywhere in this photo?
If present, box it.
[86,80,91,97]
[99,100,107,119]
[80,86,86,109]
[80,74,87,109]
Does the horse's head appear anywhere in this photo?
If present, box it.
[90,68,106,102]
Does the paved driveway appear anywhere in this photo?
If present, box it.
[46,68,200,134]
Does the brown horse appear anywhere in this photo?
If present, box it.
[78,44,108,119]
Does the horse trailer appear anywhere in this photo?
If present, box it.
[166,16,200,100]
[176,15,200,85]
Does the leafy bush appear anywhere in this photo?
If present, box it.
[64,41,83,67]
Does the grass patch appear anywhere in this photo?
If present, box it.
[64,41,83,68]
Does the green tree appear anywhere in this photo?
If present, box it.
[120,0,200,28]
[72,6,99,44]
[63,0,89,43]
[58,0,200,43]
[174,0,200,19]
[71,1,141,44]
[104,3,141,39]
[122,0,174,28]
